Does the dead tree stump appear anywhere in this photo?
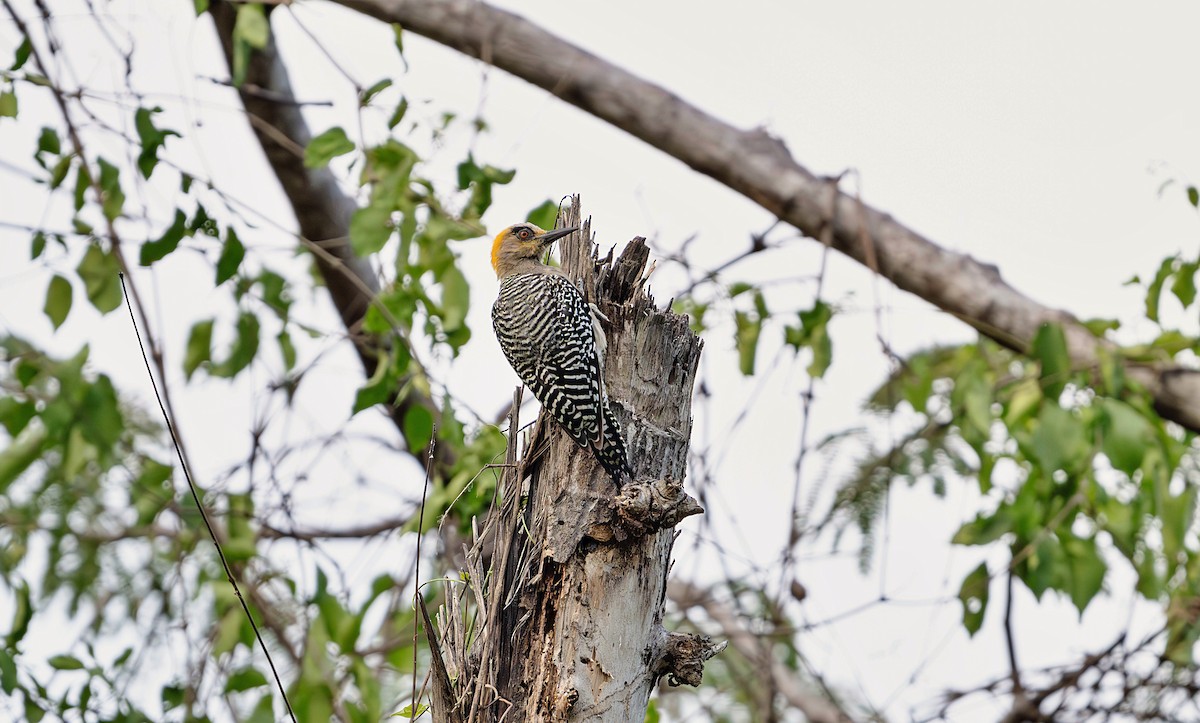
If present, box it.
[432,197,717,722]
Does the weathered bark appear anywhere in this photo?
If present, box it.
[333,0,1200,435]
[435,199,714,722]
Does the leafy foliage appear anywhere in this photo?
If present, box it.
[847,318,1200,654]
[0,6,517,721]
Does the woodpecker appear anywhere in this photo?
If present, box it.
[490,222,634,484]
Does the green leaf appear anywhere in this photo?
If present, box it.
[403,405,434,452]
[525,200,559,230]
[256,270,290,318]
[30,231,46,259]
[1170,259,1198,310]
[0,90,16,119]
[423,214,478,250]
[47,156,70,189]
[161,685,185,710]
[953,361,992,441]
[216,228,245,285]
[235,3,269,47]
[76,244,122,313]
[957,563,990,636]
[193,0,210,14]
[1147,329,1196,357]
[1020,535,1065,600]
[133,458,172,524]
[96,157,125,221]
[1133,549,1161,598]
[231,3,269,86]
[0,396,36,438]
[1160,488,1195,566]
[183,319,214,379]
[225,667,268,693]
[22,698,43,723]
[753,289,769,319]
[245,695,275,723]
[305,127,355,169]
[212,609,245,657]
[392,23,405,57]
[392,704,429,718]
[1189,185,1199,208]
[36,126,60,157]
[952,510,1010,546]
[353,354,394,414]
[728,281,754,298]
[0,424,46,492]
[277,330,296,372]
[224,493,257,561]
[456,155,515,218]
[44,274,72,329]
[0,647,16,695]
[440,264,470,333]
[644,699,660,723]
[1060,534,1107,615]
[73,163,90,212]
[784,300,834,378]
[1031,322,1070,400]
[1080,317,1119,337]
[349,202,393,256]
[1003,377,1041,428]
[211,313,260,378]
[1027,403,1089,475]
[360,78,393,106]
[48,654,84,670]
[1097,399,1154,475]
[134,106,179,179]
[734,310,761,376]
[293,682,334,722]
[1099,495,1137,560]
[1145,256,1175,323]
[10,36,31,71]
[140,209,188,266]
[3,581,31,650]
[81,374,123,450]
[387,96,409,130]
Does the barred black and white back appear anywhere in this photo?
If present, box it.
[492,271,634,483]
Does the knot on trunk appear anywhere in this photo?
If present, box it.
[614,476,703,536]
[656,631,727,687]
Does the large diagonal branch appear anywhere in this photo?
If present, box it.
[207,2,453,470]
[335,0,1200,433]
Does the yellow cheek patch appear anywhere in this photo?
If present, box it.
[491,229,510,274]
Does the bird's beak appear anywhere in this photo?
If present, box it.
[535,227,578,245]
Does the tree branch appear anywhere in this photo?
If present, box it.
[207,2,453,470]
[332,0,1200,434]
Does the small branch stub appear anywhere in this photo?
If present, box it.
[614,476,704,536]
[584,476,703,544]
[658,631,728,687]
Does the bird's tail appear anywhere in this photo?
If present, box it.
[594,402,634,484]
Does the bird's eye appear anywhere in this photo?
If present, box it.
[517,228,532,241]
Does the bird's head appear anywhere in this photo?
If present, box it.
[490,223,578,278]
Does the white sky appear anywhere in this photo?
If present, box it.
[3,1,1200,720]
